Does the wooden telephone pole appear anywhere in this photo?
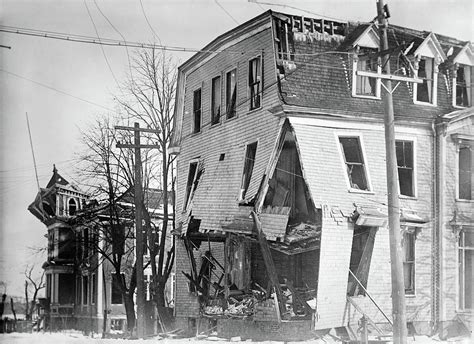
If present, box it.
[116,123,160,338]
[376,1,407,342]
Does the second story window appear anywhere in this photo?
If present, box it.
[396,140,415,197]
[183,160,202,211]
[459,145,473,200]
[415,57,436,104]
[339,137,369,191]
[455,65,472,107]
[240,142,258,200]
[68,198,77,216]
[249,57,261,110]
[193,88,201,133]
[211,76,221,125]
[226,69,237,119]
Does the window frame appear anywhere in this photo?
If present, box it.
[111,273,124,305]
[395,138,417,198]
[239,141,258,201]
[413,56,438,106]
[82,275,89,305]
[458,229,474,310]
[225,68,237,120]
[453,64,473,108]
[248,56,262,111]
[457,143,473,201]
[352,49,382,99]
[211,75,222,126]
[402,229,416,295]
[183,159,201,212]
[336,134,373,193]
[192,87,202,134]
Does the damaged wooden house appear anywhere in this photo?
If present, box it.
[169,10,473,339]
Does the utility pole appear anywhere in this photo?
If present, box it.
[116,123,160,338]
[376,1,407,343]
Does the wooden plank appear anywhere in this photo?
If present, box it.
[251,211,285,318]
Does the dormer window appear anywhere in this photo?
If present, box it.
[353,49,381,98]
[415,56,435,104]
[455,65,472,107]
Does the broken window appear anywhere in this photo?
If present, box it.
[111,273,125,304]
[455,65,472,107]
[211,76,221,125]
[339,137,369,191]
[354,49,379,97]
[459,230,474,310]
[459,145,473,200]
[402,231,415,294]
[240,142,257,200]
[416,57,435,104]
[226,69,237,119]
[396,140,414,197]
[249,57,261,110]
[193,88,201,133]
[183,160,202,211]
[348,226,377,296]
[82,275,88,305]
[274,18,294,61]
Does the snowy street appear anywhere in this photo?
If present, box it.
[0,332,472,344]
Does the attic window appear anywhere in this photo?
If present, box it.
[249,57,262,110]
[193,88,202,133]
[455,65,472,107]
[415,57,436,104]
[240,142,257,201]
[226,69,237,119]
[353,49,380,98]
[211,76,221,125]
[275,19,294,61]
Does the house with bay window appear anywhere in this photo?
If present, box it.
[170,9,473,339]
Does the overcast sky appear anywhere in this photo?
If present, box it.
[0,0,472,296]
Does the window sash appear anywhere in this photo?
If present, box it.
[355,59,377,96]
[339,137,369,191]
[456,65,472,107]
[241,142,258,199]
[459,146,472,200]
[193,89,201,133]
[403,232,416,294]
[211,76,221,125]
[416,57,434,103]
[396,140,414,196]
[184,162,199,211]
[459,231,474,309]
[249,58,261,109]
[226,69,237,118]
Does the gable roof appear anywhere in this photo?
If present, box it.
[46,165,69,188]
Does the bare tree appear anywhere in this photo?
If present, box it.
[24,264,45,320]
[116,48,177,323]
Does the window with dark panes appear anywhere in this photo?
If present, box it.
[459,146,472,200]
[68,198,77,215]
[403,231,415,294]
[339,137,369,191]
[184,161,201,211]
[58,228,75,260]
[211,76,221,125]
[396,140,414,197]
[82,275,88,305]
[111,273,124,304]
[112,224,125,256]
[458,230,474,310]
[249,57,261,110]
[91,273,97,305]
[193,88,201,133]
[416,57,434,103]
[456,65,472,107]
[58,274,75,304]
[240,142,258,200]
[226,69,237,119]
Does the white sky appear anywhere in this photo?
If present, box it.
[0,0,472,296]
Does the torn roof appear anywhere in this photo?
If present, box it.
[46,164,70,188]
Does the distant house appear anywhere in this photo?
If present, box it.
[169,10,473,339]
[28,166,174,333]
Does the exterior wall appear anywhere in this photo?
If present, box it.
[291,117,434,328]
[175,26,282,231]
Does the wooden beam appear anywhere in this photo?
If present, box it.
[356,70,423,83]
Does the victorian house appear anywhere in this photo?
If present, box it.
[169,10,473,339]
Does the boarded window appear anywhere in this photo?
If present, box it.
[111,273,124,304]
[249,57,261,110]
[355,50,378,96]
[416,57,434,103]
[226,69,237,119]
[82,275,88,305]
[240,142,258,200]
[339,137,369,191]
[456,65,472,107]
[183,161,201,211]
[193,88,201,133]
[396,140,414,197]
[459,230,474,310]
[403,231,415,294]
[459,146,473,200]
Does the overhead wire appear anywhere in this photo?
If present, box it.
[139,0,162,45]
[214,0,239,25]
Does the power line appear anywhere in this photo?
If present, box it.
[215,0,239,25]
[139,0,162,44]
[0,68,115,112]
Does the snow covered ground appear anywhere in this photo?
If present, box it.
[0,332,472,344]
